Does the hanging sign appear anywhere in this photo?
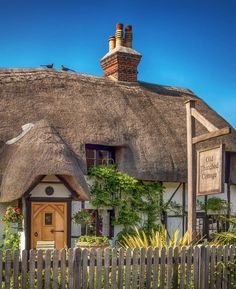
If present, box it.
[197,144,224,195]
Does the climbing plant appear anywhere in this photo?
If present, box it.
[88,165,182,238]
[1,206,23,252]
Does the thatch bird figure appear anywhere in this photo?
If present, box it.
[40,64,54,69]
[61,65,75,72]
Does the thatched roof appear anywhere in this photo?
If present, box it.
[0,68,235,202]
[0,118,89,202]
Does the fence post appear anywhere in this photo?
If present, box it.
[140,248,146,289]
[89,248,96,289]
[216,246,223,289]
[96,248,102,289]
[173,247,179,288]
[29,249,35,289]
[5,250,11,289]
[0,251,2,289]
[199,246,207,289]
[210,246,216,289]
[118,248,124,289]
[21,250,28,289]
[132,248,139,289]
[44,250,51,289]
[111,248,117,289]
[159,247,166,289]
[74,248,82,289]
[153,247,159,289]
[60,249,67,289]
[82,248,88,289]
[13,250,20,289]
[52,249,59,289]
[37,249,43,289]
[166,247,173,289]
[193,246,200,289]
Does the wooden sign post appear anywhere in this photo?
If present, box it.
[185,99,231,243]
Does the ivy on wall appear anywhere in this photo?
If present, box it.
[88,165,182,238]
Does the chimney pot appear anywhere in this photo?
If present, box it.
[124,24,133,48]
[125,25,132,32]
[116,23,123,30]
[109,36,116,51]
[115,23,123,47]
[100,23,141,82]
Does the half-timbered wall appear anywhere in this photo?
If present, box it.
[1,175,236,250]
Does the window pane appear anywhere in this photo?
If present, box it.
[97,150,109,165]
[86,149,95,159]
[85,145,115,169]
[45,213,53,225]
[87,159,96,169]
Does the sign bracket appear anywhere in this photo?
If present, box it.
[185,99,231,243]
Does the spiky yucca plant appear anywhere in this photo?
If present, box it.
[120,226,189,249]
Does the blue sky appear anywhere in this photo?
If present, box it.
[0,0,235,127]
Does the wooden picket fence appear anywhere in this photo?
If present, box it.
[0,245,235,289]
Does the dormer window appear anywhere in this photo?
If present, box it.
[85,144,115,169]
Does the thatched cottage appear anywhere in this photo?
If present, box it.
[0,24,236,250]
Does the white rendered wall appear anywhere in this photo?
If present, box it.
[71,201,82,247]
[228,184,236,213]
[30,176,71,198]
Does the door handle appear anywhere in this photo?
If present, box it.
[34,232,38,237]
[50,229,64,233]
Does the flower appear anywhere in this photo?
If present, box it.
[2,206,23,223]
[16,208,21,214]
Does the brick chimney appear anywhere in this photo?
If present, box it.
[100,23,142,82]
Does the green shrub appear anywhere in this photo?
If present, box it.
[78,235,109,244]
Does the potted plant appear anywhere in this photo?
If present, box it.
[76,235,109,249]
[72,209,94,235]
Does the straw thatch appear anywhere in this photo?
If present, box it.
[0,118,89,202]
[0,68,235,202]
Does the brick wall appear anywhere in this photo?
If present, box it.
[101,52,141,82]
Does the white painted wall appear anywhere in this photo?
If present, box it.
[71,201,82,247]
[229,184,236,213]
[30,176,71,198]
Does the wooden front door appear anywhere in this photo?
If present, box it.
[31,202,67,250]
